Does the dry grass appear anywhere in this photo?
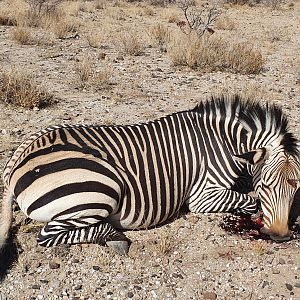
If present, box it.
[118,31,144,56]
[252,241,271,256]
[51,17,77,39]
[150,23,171,52]
[0,68,53,108]
[74,57,113,90]
[158,231,174,255]
[87,32,103,48]
[215,15,236,30]
[12,26,35,45]
[168,32,264,74]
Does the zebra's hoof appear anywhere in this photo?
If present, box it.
[106,240,129,255]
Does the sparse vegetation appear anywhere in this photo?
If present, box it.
[74,57,113,90]
[12,26,35,45]
[118,31,144,56]
[168,32,264,74]
[150,23,171,52]
[0,68,53,108]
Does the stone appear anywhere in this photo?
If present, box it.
[203,292,217,300]
[49,262,60,269]
[32,284,41,290]
[278,258,285,264]
[127,291,134,298]
[294,282,300,288]
[285,283,293,291]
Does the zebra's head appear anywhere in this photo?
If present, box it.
[234,146,300,241]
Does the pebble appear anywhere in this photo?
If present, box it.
[32,284,41,290]
[294,282,300,288]
[272,269,280,274]
[127,291,134,298]
[74,285,82,291]
[286,283,293,291]
[92,266,100,271]
[49,262,60,269]
[202,292,217,300]
[278,258,285,264]
[262,280,269,288]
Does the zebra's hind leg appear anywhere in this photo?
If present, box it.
[37,220,131,255]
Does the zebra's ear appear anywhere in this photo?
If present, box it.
[233,147,271,165]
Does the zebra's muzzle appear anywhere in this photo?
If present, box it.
[260,226,291,242]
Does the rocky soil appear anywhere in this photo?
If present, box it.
[0,1,300,299]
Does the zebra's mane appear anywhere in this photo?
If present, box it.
[193,94,300,157]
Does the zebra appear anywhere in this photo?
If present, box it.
[0,95,299,255]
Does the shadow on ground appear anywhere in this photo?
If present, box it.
[0,230,20,282]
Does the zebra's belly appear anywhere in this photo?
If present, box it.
[17,192,117,222]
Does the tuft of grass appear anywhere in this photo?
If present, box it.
[74,57,113,90]
[74,57,93,88]
[150,23,171,52]
[252,241,271,256]
[0,68,53,108]
[12,26,35,45]
[168,32,264,74]
[158,231,173,255]
[118,31,144,56]
[87,32,103,48]
[215,15,235,31]
[51,17,77,39]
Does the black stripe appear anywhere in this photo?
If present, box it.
[52,203,113,219]
[27,181,119,215]
[10,144,101,182]
[14,157,124,198]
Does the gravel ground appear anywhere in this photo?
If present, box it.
[0,1,300,299]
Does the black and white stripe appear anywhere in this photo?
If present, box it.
[1,95,299,253]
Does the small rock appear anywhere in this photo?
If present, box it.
[32,284,41,290]
[74,285,82,291]
[202,292,217,300]
[278,258,285,264]
[262,280,269,288]
[286,283,293,291]
[127,291,134,298]
[92,266,100,271]
[49,262,60,269]
[272,269,280,274]
[188,215,199,224]
[294,282,300,288]
[40,279,49,284]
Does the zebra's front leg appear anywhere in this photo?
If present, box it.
[37,220,131,255]
[187,188,259,214]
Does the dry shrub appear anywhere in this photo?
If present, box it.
[150,23,171,52]
[87,32,103,48]
[92,67,113,90]
[95,0,106,10]
[74,57,113,90]
[0,69,53,108]
[148,0,175,6]
[12,26,35,44]
[168,32,263,74]
[51,17,77,39]
[215,15,235,30]
[0,8,17,26]
[118,31,144,56]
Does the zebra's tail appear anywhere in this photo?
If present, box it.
[0,188,14,251]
